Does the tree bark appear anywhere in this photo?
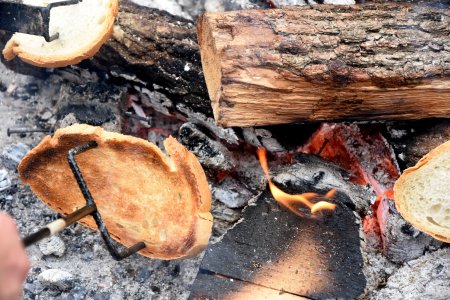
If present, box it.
[198,3,450,127]
[89,1,213,116]
[0,0,213,117]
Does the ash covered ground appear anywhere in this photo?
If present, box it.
[0,63,203,300]
[0,1,449,300]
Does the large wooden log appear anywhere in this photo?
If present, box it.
[0,0,214,117]
[197,3,450,127]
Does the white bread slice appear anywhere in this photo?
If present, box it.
[394,141,450,243]
[2,0,118,68]
[18,124,213,259]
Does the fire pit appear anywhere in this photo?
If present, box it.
[0,0,449,299]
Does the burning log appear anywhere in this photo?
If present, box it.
[197,3,450,127]
[257,147,337,216]
[190,151,377,299]
[301,123,439,263]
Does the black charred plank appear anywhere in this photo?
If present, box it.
[189,191,366,299]
[190,271,308,300]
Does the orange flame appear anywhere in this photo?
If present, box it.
[257,148,336,217]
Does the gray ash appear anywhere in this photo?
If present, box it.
[57,104,115,126]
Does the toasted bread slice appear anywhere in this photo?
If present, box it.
[394,141,450,243]
[19,124,213,259]
[3,0,118,68]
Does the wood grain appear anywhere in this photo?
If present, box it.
[197,3,450,127]
[189,190,366,299]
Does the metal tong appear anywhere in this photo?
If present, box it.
[22,141,146,261]
[0,0,82,42]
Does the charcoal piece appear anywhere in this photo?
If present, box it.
[212,177,254,208]
[212,204,241,223]
[0,168,11,192]
[372,249,450,300]
[217,0,271,11]
[178,122,236,173]
[299,123,442,263]
[38,236,66,257]
[190,192,366,299]
[377,198,441,263]
[56,113,79,129]
[0,143,30,170]
[241,128,262,148]
[57,104,115,126]
[11,83,38,100]
[273,153,374,214]
[302,123,401,191]
[385,119,450,169]
[38,269,75,291]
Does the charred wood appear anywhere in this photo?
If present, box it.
[301,123,441,263]
[2,1,449,126]
[272,153,374,214]
[0,0,213,117]
[385,119,450,169]
[190,188,366,299]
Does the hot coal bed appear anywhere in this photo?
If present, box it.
[0,1,449,300]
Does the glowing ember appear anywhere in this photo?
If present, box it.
[257,148,336,217]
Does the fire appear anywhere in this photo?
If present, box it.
[257,148,336,217]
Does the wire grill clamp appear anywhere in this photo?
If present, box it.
[0,0,82,42]
[67,141,146,260]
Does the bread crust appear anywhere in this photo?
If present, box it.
[394,140,450,243]
[2,0,118,68]
[19,124,213,259]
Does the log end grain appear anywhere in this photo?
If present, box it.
[197,13,223,122]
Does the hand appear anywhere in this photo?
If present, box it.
[0,213,30,300]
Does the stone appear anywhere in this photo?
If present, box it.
[38,269,75,291]
[0,168,11,192]
[39,236,66,257]
[0,143,30,170]
[212,177,254,208]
